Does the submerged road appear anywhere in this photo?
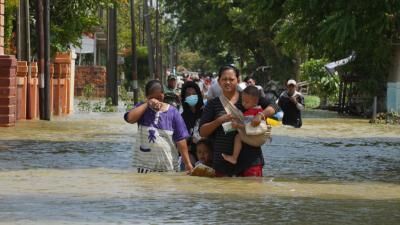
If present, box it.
[0,111,399,224]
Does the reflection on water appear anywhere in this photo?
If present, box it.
[1,169,400,225]
[0,112,400,224]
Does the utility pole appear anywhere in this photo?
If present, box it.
[130,0,138,104]
[25,0,32,119]
[36,0,45,119]
[106,4,118,105]
[157,1,163,80]
[143,0,154,79]
[160,43,163,82]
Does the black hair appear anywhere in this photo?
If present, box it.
[243,85,260,98]
[244,76,254,83]
[145,80,163,96]
[196,138,213,153]
[180,81,204,118]
[218,64,240,80]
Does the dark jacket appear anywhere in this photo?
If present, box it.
[278,91,304,128]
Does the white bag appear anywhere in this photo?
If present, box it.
[245,120,271,136]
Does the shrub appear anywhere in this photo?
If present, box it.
[300,58,339,106]
[304,95,320,109]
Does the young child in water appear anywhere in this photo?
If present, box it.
[190,138,215,177]
[222,85,264,164]
[195,138,213,167]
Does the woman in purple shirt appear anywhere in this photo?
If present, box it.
[124,80,193,173]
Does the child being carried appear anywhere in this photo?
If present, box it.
[222,85,266,164]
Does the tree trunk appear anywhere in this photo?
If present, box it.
[44,0,50,120]
[106,5,118,105]
[388,44,400,83]
[17,0,27,60]
[293,52,301,82]
[138,6,142,46]
[154,0,160,80]
[130,0,138,104]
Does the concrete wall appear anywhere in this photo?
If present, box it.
[75,66,107,97]
[387,45,400,113]
[0,0,4,55]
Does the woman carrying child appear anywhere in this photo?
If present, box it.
[199,65,279,177]
[124,80,193,173]
[221,85,268,165]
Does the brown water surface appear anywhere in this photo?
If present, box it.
[0,111,399,224]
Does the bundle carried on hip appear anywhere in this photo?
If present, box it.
[219,95,271,147]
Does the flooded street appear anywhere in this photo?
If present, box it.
[1,111,399,224]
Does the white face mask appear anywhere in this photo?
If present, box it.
[185,95,198,106]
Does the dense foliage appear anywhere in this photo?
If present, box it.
[163,0,400,97]
[163,0,295,80]
[4,0,123,55]
[277,0,400,96]
[5,0,400,104]
[4,0,18,54]
[47,0,128,53]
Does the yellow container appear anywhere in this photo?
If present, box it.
[266,117,281,127]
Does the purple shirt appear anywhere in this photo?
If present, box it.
[124,103,189,142]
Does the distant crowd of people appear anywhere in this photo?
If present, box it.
[124,65,305,177]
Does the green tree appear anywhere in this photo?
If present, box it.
[163,0,294,82]
[25,0,126,54]
[4,0,18,54]
[276,0,400,96]
[123,46,150,89]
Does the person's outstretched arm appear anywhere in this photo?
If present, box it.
[200,114,233,137]
[251,96,280,126]
[251,105,277,127]
[176,139,193,172]
[124,102,148,124]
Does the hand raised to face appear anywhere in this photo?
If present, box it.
[147,98,163,111]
